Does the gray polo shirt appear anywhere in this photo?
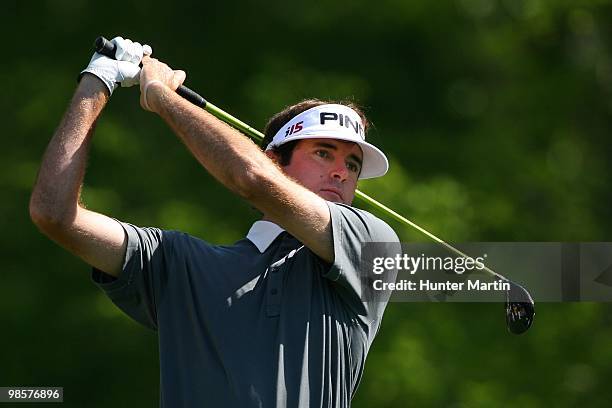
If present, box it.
[92,202,399,408]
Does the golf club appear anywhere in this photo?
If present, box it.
[93,36,535,334]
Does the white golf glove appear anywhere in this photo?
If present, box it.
[80,36,153,95]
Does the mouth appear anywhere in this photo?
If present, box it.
[320,188,344,201]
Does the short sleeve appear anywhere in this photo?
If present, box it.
[322,202,400,320]
[91,221,176,331]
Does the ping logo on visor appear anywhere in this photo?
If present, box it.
[319,112,365,139]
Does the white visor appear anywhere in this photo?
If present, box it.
[265,104,389,179]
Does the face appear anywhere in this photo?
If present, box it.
[270,138,363,204]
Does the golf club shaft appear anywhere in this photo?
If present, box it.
[354,190,505,281]
[94,36,507,283]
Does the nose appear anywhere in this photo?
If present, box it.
[330,160,349,182]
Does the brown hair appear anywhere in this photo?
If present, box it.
[262,99,370,166]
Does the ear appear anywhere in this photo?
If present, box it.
[265,150,279,163]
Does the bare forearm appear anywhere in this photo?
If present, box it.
[30,76,109,223]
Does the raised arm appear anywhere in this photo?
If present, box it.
[30,38,148,277]
[29,75,128,276]
[139,57,334,262]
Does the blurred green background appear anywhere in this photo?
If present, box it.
[3,0,612,406]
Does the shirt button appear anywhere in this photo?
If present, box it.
[271,289,278,295]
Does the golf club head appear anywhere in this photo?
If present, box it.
[505,281,535,334]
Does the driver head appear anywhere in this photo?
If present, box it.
[505,281,535,334]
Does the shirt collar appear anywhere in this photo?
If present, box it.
[246,220,285,253]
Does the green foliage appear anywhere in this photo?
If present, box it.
[4,0,612,406]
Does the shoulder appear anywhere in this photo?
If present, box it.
[326,201,399,243]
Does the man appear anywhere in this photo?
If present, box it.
[30,37,399,407]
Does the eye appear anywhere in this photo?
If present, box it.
[347,161,360,173]
[315,150,330,159]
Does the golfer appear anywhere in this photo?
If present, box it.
[30,37,399,407]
